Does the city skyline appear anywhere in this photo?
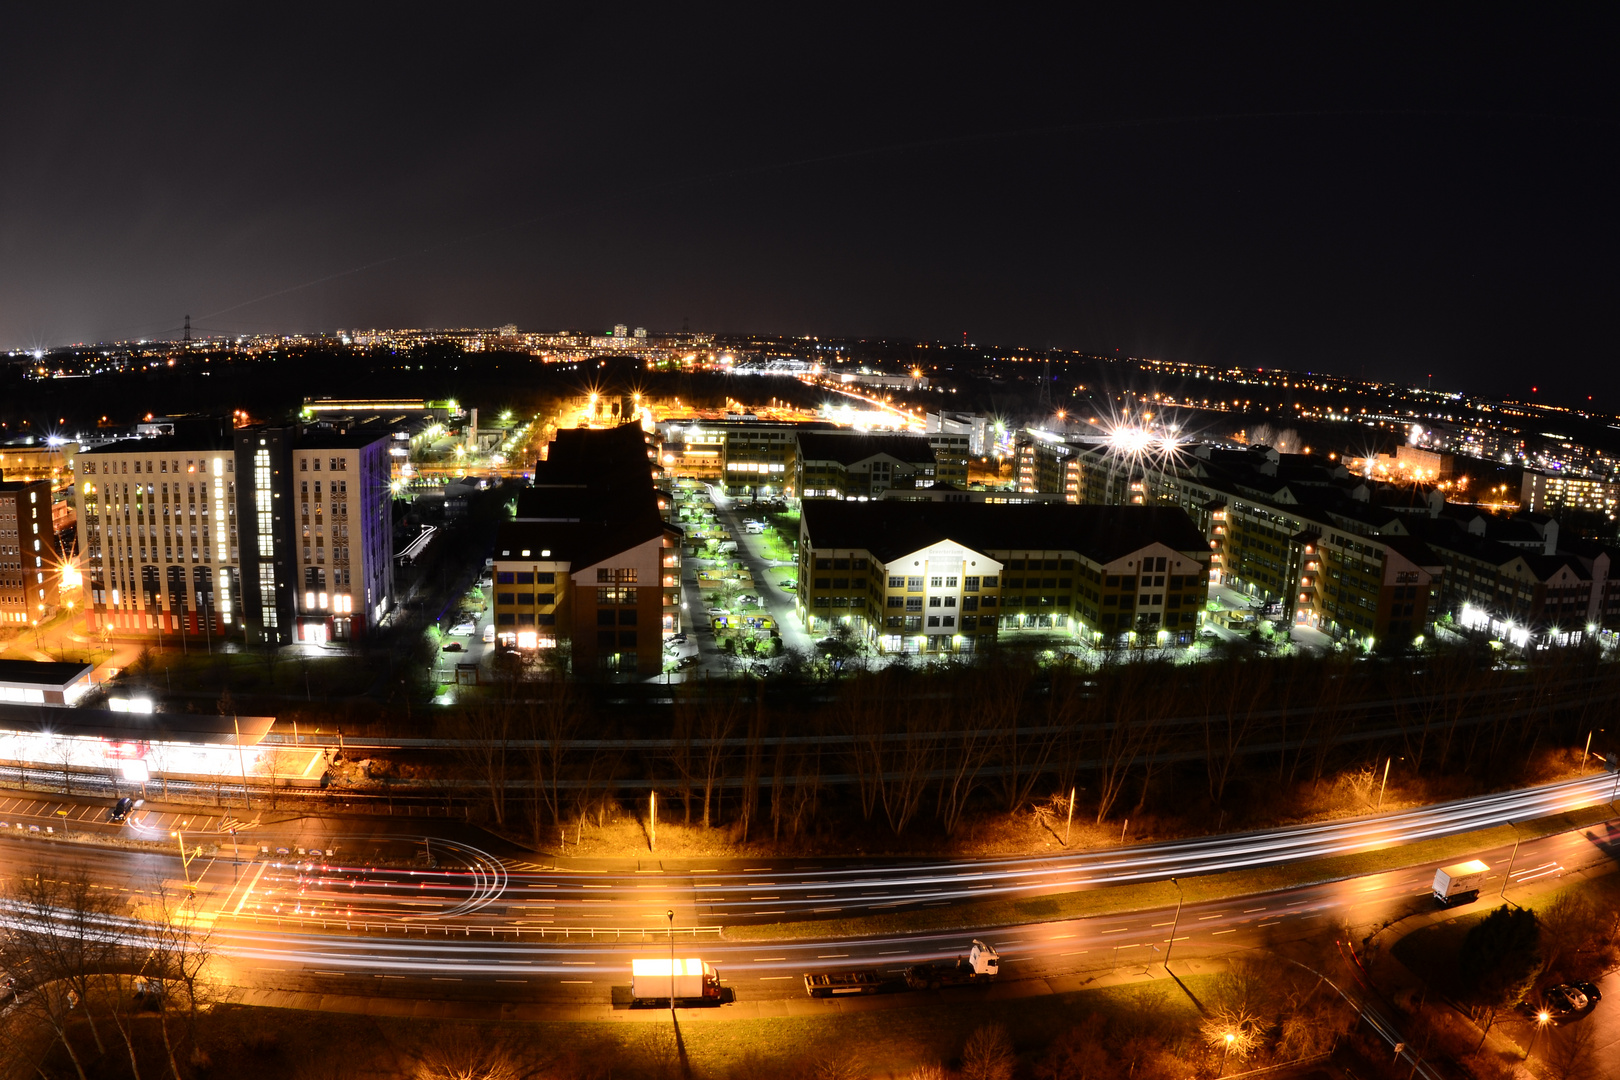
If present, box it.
[3,9,1616,405]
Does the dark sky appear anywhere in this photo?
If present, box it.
[3,9,1615,403]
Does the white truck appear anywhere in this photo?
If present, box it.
[904,939,1000,990]
[1432,859,1490,905]
[630,957,722,1004]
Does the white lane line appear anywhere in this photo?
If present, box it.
[1101,927,1130,934]
[817,954,849,959]
[753,957,787,962]
[1212,929,1237,935]
[759,976,792,980]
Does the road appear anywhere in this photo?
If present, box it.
[0,772,1616,1009]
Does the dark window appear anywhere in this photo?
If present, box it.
[496,572,514,584]
[619,609,637,625]
[598,631,616,647]
[852,558,868,570]
[538,592,555,605]
[516,572,534,584]
[518,593,534,605]
[888,575,905,588]
[886,615,904,628]
[1007,560,1024,570]
[537,571,555,584]
[981,595,996,607]
[832,577,849,588]
[964,576,980,591]
[1006,578,1023,588]
[1043,578,1057,588]
[598,610,616,626]
[906,597,923,611]
[1105,575,1119,587]
[942,616,955,627]
[814,577,831,589]
[619,631,638,647]
[497,592,515,605]
[598,569,613,583]
[1045,560,1060,570]
[833,558,850,570]
[815,558,832,569]
[813,596,829,607]
[982,575,999,588]
[928,596,942,608]
[497,612,515,625]
[962,616,977,629]
[518,613,536,625]
[887,596,905,608]
[907,576,924,591]
[963,596,978,611]
[927,615,941,627]
[538,613,555,626]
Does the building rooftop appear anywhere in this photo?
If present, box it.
[801,501,1208,565]
[796,432,938,465]
[0,659,93,688]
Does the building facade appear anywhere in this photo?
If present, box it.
[74,423,393,644]
[492,424,681,676]
[797,502,1210,653]
[0,480,59,625]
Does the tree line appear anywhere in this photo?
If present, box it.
[437,645,1620,845]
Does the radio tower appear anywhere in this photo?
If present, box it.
[182,314,193,350]
[1037,355,1054,414]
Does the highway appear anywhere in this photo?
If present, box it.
[3,769,1614,934]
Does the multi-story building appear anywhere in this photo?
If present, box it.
[0,479,59,625]
[797,501,1209,653]
[1520,469,1620,518]
[492,424,681,676]
[926,411,991,457]
[796,432,968,500]
[74,422,394,644]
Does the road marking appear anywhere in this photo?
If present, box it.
[1257,922,1279,928]
[1151,921,1174,927]
[560,980,592,984]
[753,957,786,962]
[496,979,527,984]
[1101,927,1129,934]
[1060,951,1089,957]
[1243,907,1266,913]
[1212,929,1236,935]
[879,950,908,955]
[817,954,848,959]
[1197,914,1223,920]
[759,976,792,981]
[229,859,272,915]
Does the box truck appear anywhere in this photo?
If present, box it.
[631,957,722,1003]
[1432,860,1490,905]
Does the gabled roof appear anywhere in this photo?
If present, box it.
[801,501,1208,565]
[796,432,937,466]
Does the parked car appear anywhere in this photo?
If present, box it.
[1574,981,1603,1004]
[678,655,701,669]
[443,642,465,652]
[669,632,687,645]
[482,624,496,643]
[447,622,477,636]
[109,797,134,823]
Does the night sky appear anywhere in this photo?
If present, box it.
[3,9,1615,403]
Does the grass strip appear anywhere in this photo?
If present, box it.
[726,804,1616,942]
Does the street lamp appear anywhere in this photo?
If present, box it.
[1220,1031,1235,1076]
[1501,822,1521,900]
[666,909,676,1015]
[1163,877,1183,973]
[1527,1010,1551,1059]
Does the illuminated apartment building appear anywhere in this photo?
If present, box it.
[0,479,60,625]
[74,422,393,644]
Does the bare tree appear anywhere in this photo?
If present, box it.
[0,867,122,1080]
[524,684,584,843]
[447,700,513,826]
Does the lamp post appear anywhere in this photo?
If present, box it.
[1377,756,1393,809]
[1527,1010,1551,1059]
[1163,877,1183,973]
[1501,823,1521,900]
[666,909,676,1016]
[1220,1031,1235,1076]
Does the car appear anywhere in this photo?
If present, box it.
[1574,981,1603,1004]
[669,632,687,645]
[678,655,700,669]
[109,797,134,823]
[482,624,496,643]
[447,622,477,636]
[443,642,465,652]
[708,608,728,618]
[1547,985,1590,1014]
[738,594,760,606]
